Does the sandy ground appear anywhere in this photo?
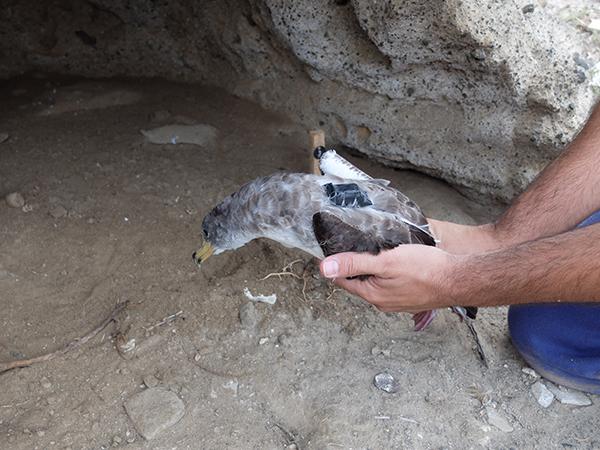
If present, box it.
[0,76,598,449]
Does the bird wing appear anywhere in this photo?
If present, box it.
[311,177,435,281]
[311,176,479,335]
[316,151,425,232]
[313,177,436,250]
[312,203,434,259]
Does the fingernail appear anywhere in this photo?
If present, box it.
[322,259,339,278]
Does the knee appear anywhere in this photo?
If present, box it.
[508,304,549,360]
[508,304,600,394]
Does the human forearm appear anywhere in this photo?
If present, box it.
[430,104,600,254]
[450,223,600,307]
[493,104,600,245]
[319,222,600,312]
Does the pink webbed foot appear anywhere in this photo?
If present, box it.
[412,310,437,331]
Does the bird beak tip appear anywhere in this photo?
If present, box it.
[192,242,214,267]
[192,252,201,267]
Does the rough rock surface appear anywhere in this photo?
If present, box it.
[0,0,597,199]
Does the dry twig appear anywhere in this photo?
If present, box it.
[0,301,128,374]
[273,422,300,449]
[0,399,31,409]
[301,261,313,302]
[326,285,341,302]
[260,259,303,281]
[261,271,301,281]
[143,310,184,333]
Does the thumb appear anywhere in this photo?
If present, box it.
[320,252,379,279]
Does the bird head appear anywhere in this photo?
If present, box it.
[192,195,249,267]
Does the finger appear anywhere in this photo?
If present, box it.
[320,252,384,279]
[333,276,376,302]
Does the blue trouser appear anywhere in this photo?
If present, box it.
[508,210,600,393]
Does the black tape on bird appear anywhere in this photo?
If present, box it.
[324,183,373,208]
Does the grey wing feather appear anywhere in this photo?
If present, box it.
[316,152,424,231]
[356,180,434,239]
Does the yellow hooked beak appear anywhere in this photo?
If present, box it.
[192,242,214,266]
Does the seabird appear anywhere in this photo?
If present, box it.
[193,148,480,335]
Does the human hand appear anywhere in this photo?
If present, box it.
[319,245,465,313]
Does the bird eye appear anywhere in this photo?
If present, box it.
[202,225,209,239]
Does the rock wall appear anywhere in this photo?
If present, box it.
[1,0,596,200]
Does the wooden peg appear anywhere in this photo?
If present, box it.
[309,129,325,175]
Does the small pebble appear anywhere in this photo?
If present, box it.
[6,192,25,208]
[471,49,486,61]
[116,335,136,358]
[276,334,288,346]
[522,4,535,14]
[37,430,45,437]
[546,383,592,407]
[223,379,239,395]
[40,377,52,389]
[124,387,185,440]
[0,133,8,144]
[521,367,539,378]
[531,381,554,408]
[49,205,67,218]
[112,435,122,445]
[143,374,160,388]
[258,337,269,345]
[485,406,513,433]
[373,372,399,394]
[371,345,391,357]
[125,430,135,443]
[573,53,590,70]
